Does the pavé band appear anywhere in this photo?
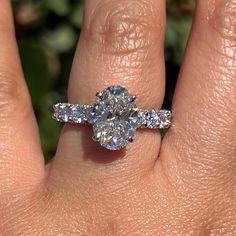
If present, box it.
[53,86,172,150]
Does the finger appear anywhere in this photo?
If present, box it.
[0,1,44,195]
[50,0,166,186]
[163,0,236,185]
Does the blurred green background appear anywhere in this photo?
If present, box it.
[12,0,194,160]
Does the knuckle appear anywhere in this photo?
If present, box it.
[86,0,161,56]
[0,71,30,119]
[210,1,236,41]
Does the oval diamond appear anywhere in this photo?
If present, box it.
[89,86,143,149]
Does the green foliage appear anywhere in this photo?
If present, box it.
[12,0,193,159]
[45,0,71,16]
[19,41,52,106]
[166,16,192,64]
[40,24,77,52]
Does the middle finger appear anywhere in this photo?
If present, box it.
[51,0,166,185]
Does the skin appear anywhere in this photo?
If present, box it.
[0,0,235,235]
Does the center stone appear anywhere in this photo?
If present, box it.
[91,86,140,150]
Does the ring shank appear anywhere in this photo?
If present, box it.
[53,103,171,129]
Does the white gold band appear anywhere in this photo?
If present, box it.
[53,103,171,129]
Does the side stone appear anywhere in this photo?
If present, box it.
[146,110,172,129]
[53,103,91,124]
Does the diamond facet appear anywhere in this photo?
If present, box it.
[96,86,134,115]
[146,110,172,129]
[53,104,71,122]
[93,118,135,150]
[128,107,146,129]
[53,103,88,123]
[158,110,172,129]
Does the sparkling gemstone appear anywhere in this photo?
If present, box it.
[89,86,140,149]
[54,104,71,122]
[70,105,83,123]
[146,110,160,128]
[128,107,146,129]
[108,86,126,95]
[93,118,135,150]
[146,110,171,129]
[53,104,85,123]
[158,110,172,129]
[96,86,134,115]
[85,104,109,124]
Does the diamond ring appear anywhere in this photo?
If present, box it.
[53,86,172,150]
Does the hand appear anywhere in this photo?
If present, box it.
[0,0,235,235]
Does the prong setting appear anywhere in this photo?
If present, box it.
[129,138,134,143]
[96,92,102,99]
[131,95,136,102]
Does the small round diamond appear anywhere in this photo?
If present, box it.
[69,105,83,123]
[159,110,172,129]
[93,118,135,150]
[53,104,71,122]
[146,110,172,129]
[53,104,87,123]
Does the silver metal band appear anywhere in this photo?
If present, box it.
[53,103,172,129]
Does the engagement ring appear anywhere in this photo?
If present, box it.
[53,86,172,150]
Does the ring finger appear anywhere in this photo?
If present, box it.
[49,0,166,187]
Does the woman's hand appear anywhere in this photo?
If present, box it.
[0,0,235,235]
